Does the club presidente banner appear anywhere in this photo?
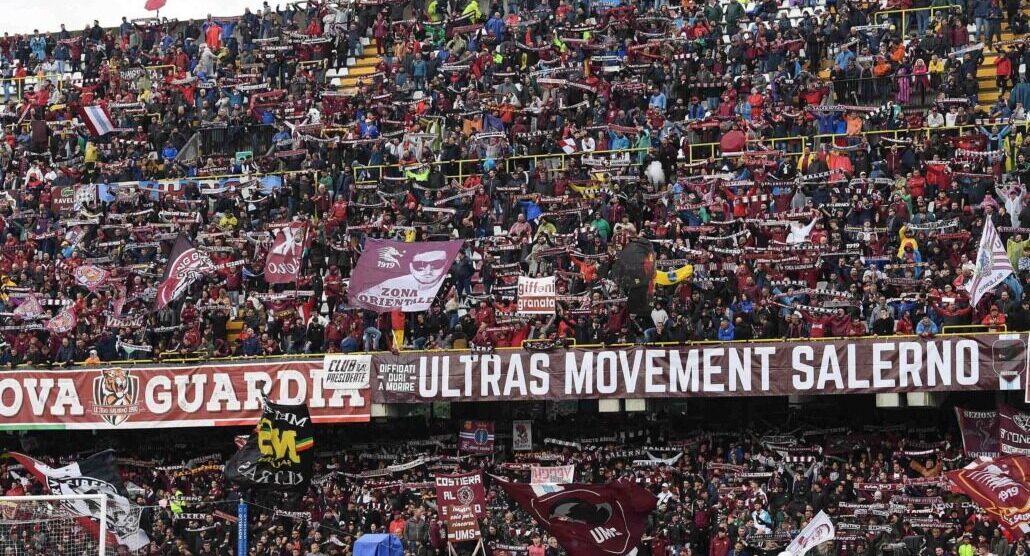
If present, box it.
[372,334,1028,402]
[0,360,370,430]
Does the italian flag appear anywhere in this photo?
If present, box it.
[78,105,116,136]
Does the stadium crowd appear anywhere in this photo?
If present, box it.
[0,0,1025,362]
[0,413,1012,556]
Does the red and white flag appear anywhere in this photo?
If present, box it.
[560,137,577,154]
[46,305,77,335]
[78,105,116,136]
[265,221,308,284]
[965,218,1014,306]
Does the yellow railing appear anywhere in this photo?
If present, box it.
[35,330,1017,369]
[0,63,174,102]
[352,147,651,182]
[872,5,962,39]
[349,123,989,177]
[942,324,1008,334]
[680,123,987,164]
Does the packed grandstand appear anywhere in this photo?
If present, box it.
[0,0,1027,554]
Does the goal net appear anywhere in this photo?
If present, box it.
[0,494,109,556]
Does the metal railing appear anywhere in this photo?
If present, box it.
[351,147,651,182]
[27,329,1018,369]
[343,123,991,177]
[872,5,962,38]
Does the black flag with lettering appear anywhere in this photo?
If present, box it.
[224,401,314,491]
[610,238,656,315]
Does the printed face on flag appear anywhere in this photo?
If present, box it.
[349,239,464,312]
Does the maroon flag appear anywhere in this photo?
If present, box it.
[458,420,495,455]
[155,235,213,310]
[998,404,1030,455]
[349,239,464,312]
[73,265,110,292]
[955,407,1000,457]
[495,478,657,556]
[435,471,487,518]
[13,295,44,320]
[948,455,1030,534]
[435,471,487,542]
[46,305,77,335]
[265,221,308,284]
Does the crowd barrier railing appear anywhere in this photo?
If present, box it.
[343,122,995,176]
[350,147,651,183]
[27,329,1018,369]
[872,5,963,38]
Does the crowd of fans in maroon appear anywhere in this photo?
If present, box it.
[0,0,1027,551]
[0,0,1024,365]
[0,413,1015,556]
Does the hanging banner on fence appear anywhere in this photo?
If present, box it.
[956,407,1000,457]
[531,465,576,485]
[513,420,533,451]
[348,239,465,312]
[517,276,556,315]
[458,420,495,454]
[371,334,1026,402]
[322,354,372,390]
[0,360,370,430]
[999,404,1030,455]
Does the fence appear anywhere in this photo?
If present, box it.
[196,123,278,158]
[27,329,1019,369]
[351,122,989,178]
[872,5,963,38]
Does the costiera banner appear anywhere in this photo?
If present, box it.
[0,360,370,430]
[372,334,1028,402]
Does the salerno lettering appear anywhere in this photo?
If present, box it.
[373,337,999,401]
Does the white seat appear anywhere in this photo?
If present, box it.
[325,68,340,78]
[338,67,349,76]
[361,37,371,46]
[346,57,357,66]
[330,77,343,87]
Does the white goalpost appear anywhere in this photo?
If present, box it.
[0,494,108,555]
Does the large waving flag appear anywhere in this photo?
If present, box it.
[965,218,1014,307]
[78,105,117,136]
[948,455,1030,534]
[225,400,315,491]
[10,451,150,551]
[655,264,693,287]
[785,511,835,556]
[155,235,214,310]
[495,478,656,556]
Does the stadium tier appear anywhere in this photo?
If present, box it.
[0,0,1027,554]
